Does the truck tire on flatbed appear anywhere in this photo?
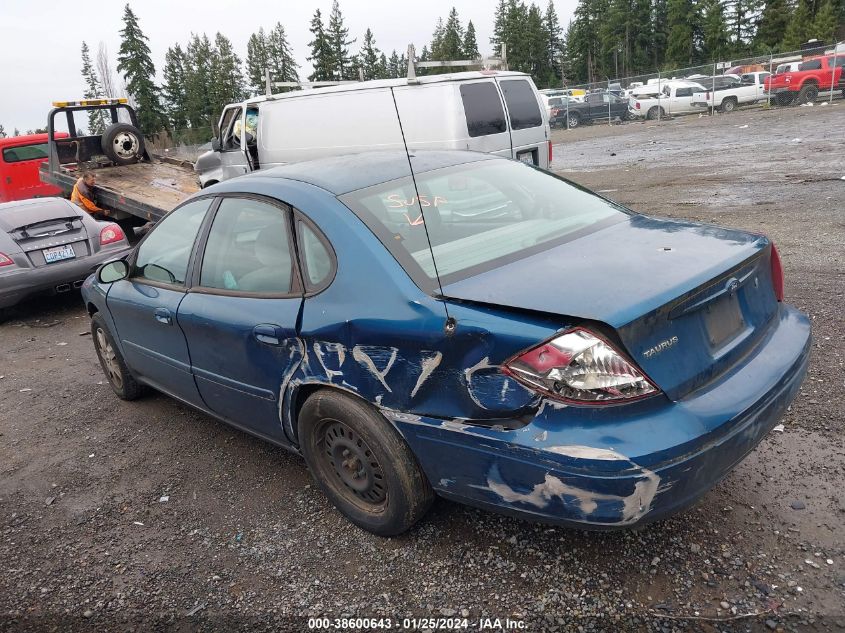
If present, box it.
[101,123,145,166]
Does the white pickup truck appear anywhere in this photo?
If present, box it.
[628,80,707,119]
[691,71,771,112]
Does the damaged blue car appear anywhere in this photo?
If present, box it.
[82,151,810,535]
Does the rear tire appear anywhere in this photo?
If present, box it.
[721,97,738,113]
[298,390,434,536]
[647,106,664,120]
[91,313,145,400]
[797,84,818,104]
[567,112,581,128]
[101,123,145,166]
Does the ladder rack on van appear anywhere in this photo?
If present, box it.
[262,44,509,96]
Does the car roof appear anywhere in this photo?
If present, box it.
[0,132,67,148]
[251,150,498,195]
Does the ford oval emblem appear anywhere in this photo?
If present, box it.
[726,277,740,295]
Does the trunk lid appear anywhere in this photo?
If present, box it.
[0,201,91,267]
[441,215,779,400]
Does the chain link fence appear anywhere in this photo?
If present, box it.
[549,44,844,130]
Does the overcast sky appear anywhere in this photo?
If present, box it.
[0,0,577,133]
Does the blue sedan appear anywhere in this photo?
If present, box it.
[82,151,810,535]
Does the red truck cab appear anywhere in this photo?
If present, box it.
[765,55,845,104]
[0,133,68,203]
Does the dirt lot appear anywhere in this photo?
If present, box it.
[1,105,844,632]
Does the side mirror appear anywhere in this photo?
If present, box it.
[211,137,221,152]
[98,259,129,284]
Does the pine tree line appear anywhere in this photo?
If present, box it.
[566,0,844,83]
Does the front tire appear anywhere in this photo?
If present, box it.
[91,313,145,400]
[298,390,434,536]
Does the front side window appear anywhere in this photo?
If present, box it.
[2,143,48,163]
[500,79,542,129]
[340,160,626,286]
[134,198,212,285]
[460,82,507,137]
[675,87,693,97]
[220,107,243,150]
[200,197,294,294]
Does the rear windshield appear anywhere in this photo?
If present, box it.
[500,79,542,129]
[460,82,507,137]
[340,159,627,287]
[2,143,48,163]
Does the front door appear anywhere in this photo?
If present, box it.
[106,197,213,407]
[218,105,250,181]
[177,196,304,441]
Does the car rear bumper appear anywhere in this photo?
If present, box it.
[0,246,130,309]
[386,304,810,528]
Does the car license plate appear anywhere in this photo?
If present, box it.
[517,151,535,165]
[705,294,744,348]
[43,244,75,264]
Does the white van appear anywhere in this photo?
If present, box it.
[195,71,551,187]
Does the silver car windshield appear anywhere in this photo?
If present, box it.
[340,159,628,287]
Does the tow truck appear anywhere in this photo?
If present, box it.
[38,99,199,224]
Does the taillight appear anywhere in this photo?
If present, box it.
[503,328,659,405]
[0,252,14,267]
[548,140,553,164]
[770,243,784,301]
[551,107,560,116]
[99,223,125,246]
[635,101,641,109]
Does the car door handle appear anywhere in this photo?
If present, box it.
[253,324,283,346]
[154,308,172,325]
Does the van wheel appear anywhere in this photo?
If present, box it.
[797,84,818,104]
[298,390,434,536]
[721,97,738,113]
[101,123,145,166]
[647,106,665,120]
[91,313,145,400]
[567,112,581,128]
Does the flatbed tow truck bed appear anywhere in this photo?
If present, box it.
[40,157,199,223]
[40,99,201,223]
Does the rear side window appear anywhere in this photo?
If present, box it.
[460,82,507,137]
[832,56,845,68]
[500,79,542,130]
[2,143,48,163]
[799,60,822,71]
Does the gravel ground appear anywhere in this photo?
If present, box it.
[1,104,844,633]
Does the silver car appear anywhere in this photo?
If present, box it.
[0,197,130,310]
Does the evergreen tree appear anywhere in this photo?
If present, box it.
[755,0,791,49]
[544,1,563,81]
[81,41,108,134]
[246,29,271,94]
[211,32,246,111]
[14,128,21,136]
[781,0,814,49]
[665,0,697,66]
[724,0,763,52]
[267,23,300,89]
[327,0,356,80]
[0,124,6,138]
[162,44,188,131]
[491,0,507,55]
[525,4,552,82]
[651,0,670,67]
[701,0,732,60]
[359,28,382,80]
[810,0,838,40]
[378,53,389,79]
[116,4,164,135]
[308,9,335,81]
[567,0,601,82]
[464,20,480,58]
[439,8,466,60]
[387,49,401,78]
[184,33,215,132]
[430,18,446,59]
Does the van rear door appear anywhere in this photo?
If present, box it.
[497,77,549,169]
[456,80,512,159]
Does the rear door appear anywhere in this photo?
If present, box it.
[177,195,305,442]
[497,78,548,168]
[457,80,512,159]
[0,142,60,202]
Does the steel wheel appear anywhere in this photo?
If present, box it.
[112,131,140,160]
[95,326,123,390]
[318,418,387,507]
